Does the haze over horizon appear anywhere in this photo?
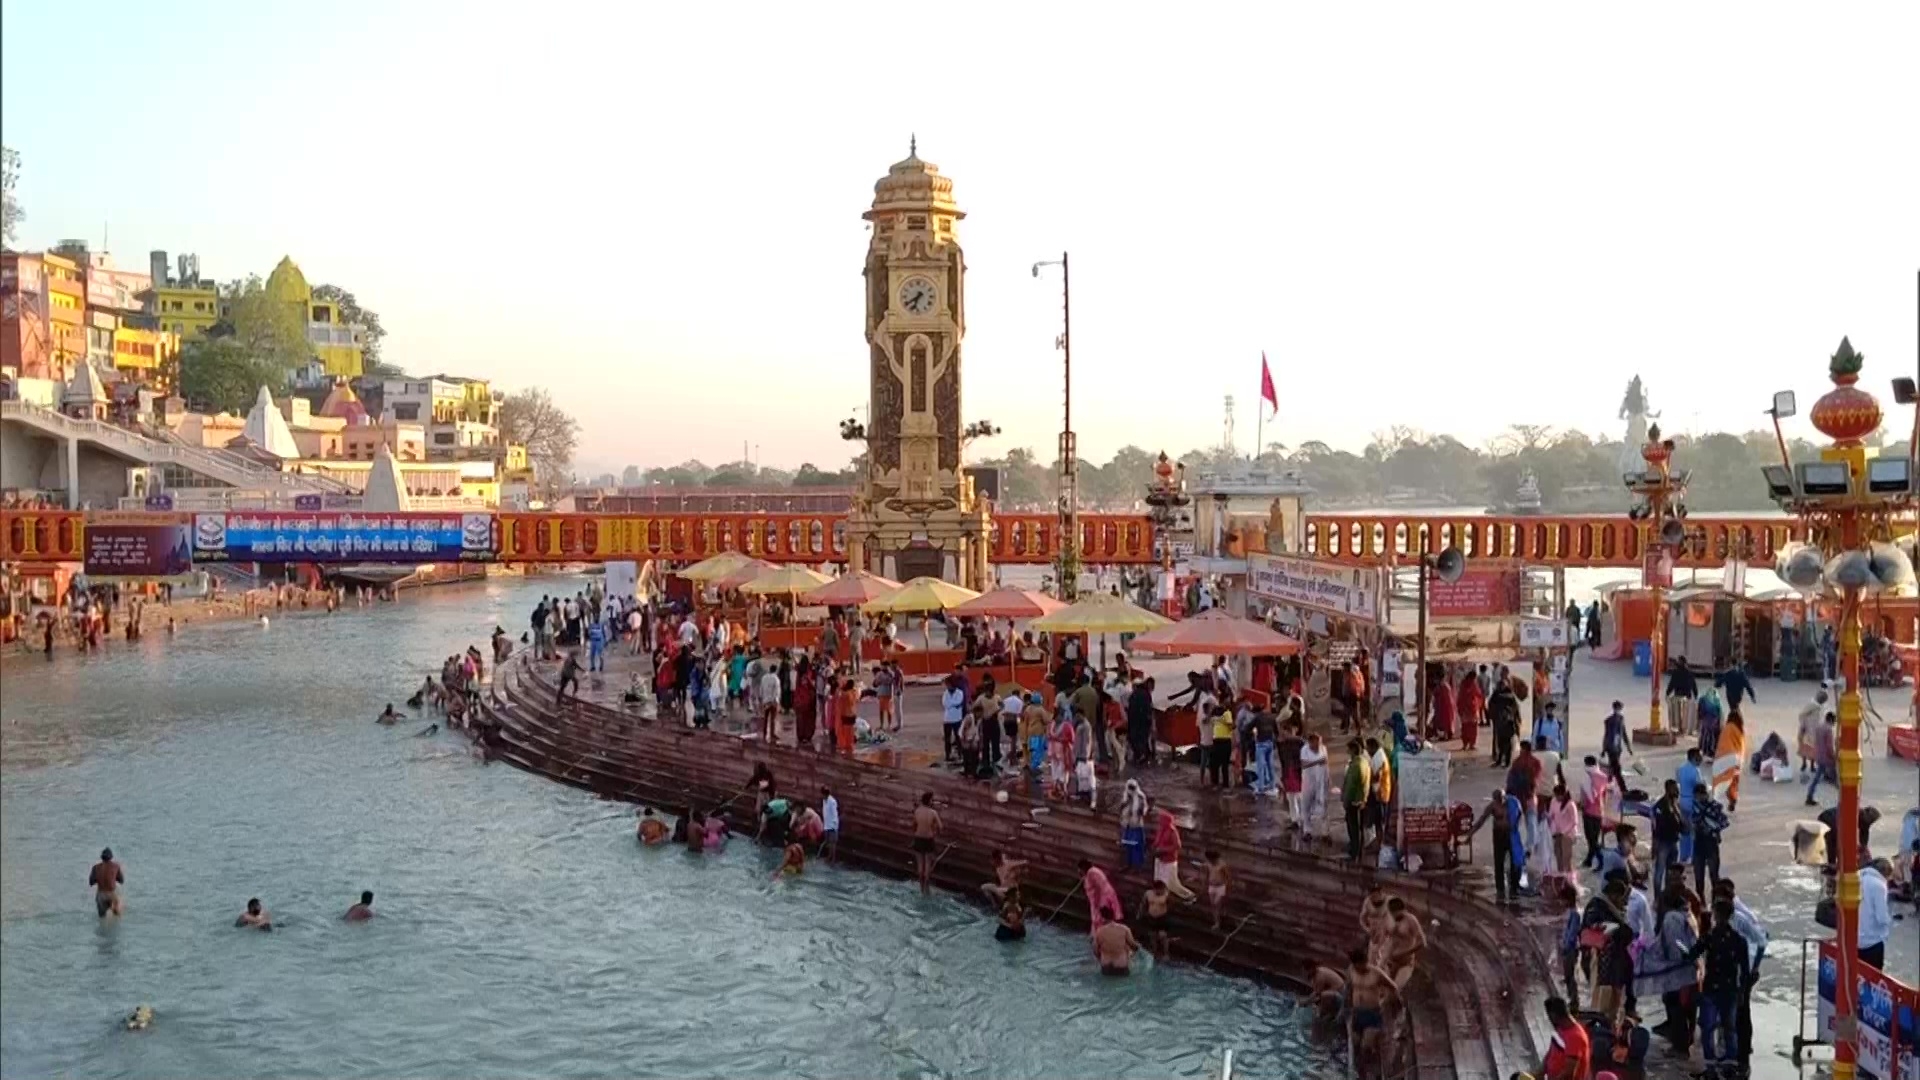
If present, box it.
[4,2,1916,480]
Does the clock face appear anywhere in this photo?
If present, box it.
[898,277,937,316]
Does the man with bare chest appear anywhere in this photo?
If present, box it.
[90,848,124,918]
[1381,896,1427,987]
[1345,946,1402,1080]
[1093,920,1139,976]
[911,793,942,896]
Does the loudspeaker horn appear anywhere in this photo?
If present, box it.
[1432,547,1466,584]
[1777,543,1825,591]
[1825,550,1874,590]
[1867,541,1915,590]
[1658,517,1687,547]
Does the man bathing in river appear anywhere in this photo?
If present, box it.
[1204,850,1232,930]
[1093,919,1140,976]
[1344,945,1403,1080]
[1301,957,1346,1022]
[1380,896,1427,987]
[981,850,1028,905]
[90,848,124,918]
[235,898,272,931]
[345,891,375,921]
[1138,879,1173,959]
[911,793,941,896]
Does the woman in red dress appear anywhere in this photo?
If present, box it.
[792,655,818,749]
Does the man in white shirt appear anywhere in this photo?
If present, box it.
[1000,689,1025,767]
[819,785,840,861]
[1857,858,1893,970]
[756,663,783,744]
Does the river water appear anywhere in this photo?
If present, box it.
[0,577,1332,1079]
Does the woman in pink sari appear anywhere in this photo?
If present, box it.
[1078,859,1124,935]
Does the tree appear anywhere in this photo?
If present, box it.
[211,276,308,373]
[497,387,581,485]
[178,337,285,414]
[1,146,21,245]
[311,284,388,367]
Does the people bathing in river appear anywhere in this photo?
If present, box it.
[1138,880,1173,960]
[235,898,272,931]
[981,850,1029,905]
[995,889,1028,942]
[1093,920,1140,976]
[776,841,806,877]
[91,848,125,918]
[376,705,400,726]
[345,891,375,921]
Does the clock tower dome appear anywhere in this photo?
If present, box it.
[848,141,991,586]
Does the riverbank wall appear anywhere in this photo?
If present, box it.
[479,652,1554,1080]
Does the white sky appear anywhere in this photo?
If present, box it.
[4,2,1917,477]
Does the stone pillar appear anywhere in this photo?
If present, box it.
[64,436,79,509]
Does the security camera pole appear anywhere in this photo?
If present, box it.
[1626,424,1686,745]
[1032,253,1077,598]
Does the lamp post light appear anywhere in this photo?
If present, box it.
[1625,423,1690,745]
[1032,253,1078,599]
[1143,452,1190,616]
[1760,338,1917,1080]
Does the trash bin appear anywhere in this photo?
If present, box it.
[1632,640,1652,678]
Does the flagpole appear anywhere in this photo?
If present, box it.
[1255,396,1263,463]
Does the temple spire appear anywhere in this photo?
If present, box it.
[909,133,916,157]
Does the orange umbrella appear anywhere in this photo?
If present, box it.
[801,569,901,607]
[948,586,1066,621]
[1127,609,1303,656]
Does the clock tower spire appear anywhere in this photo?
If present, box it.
[848,144,989,586]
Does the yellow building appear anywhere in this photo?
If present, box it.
[110,325,182,391]
[264,256,367,379]
[151,281,221,338]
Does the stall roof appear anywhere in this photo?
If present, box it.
[1666,584,1746,604]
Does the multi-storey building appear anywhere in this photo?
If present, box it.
[147,252,221,339]
[1,251,55,382]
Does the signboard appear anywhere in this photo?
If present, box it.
[1427,568,1523,618]
[1817,941,1918,1080]
[1397,748,1453,844]
[1643,547,1675,588]
[293,494,323,511]
[1519,619,1572,649]
[143,493,175,511]
[84,523,191,577]
[1247,553,1379,623]
[192,512,495,563]
[604,560,639,603]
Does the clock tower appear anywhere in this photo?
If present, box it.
[848,141,992,587]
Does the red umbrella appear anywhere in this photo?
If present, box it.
[948,586,1067,620]
[1127,609,1303,656]
[800,569,901,607]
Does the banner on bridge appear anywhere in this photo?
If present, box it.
[192,512,495,563]
[85,522,192,578]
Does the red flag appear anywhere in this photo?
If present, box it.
[1259,352,1278,415]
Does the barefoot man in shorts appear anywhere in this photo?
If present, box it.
[912,792,941,896]
[90,848,124,918]
[1381,896,1427,988]
[1345,946,1403,1080]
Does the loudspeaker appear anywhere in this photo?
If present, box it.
[964,466,1001,503]
[1658,517,1687,546]
[1777,544,1825,590]
[1826,550,1874,590]
[1867,541,1915,590]
[1432,547,1466,584]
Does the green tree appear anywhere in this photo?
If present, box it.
[1,146,21,245]
[211,276,308,373]
[311,284,388,367]
[178,337,285,413]
[497,387,581,485]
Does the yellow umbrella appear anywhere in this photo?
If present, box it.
[861,576,981,614]
[740,565,833,598]
[679,550,754,583]
[1028,593,1172,635]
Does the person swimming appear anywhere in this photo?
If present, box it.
[776,841,805,877]
[377,705,400,726]
[637,808,670,845]
[345,891,374,921]
[235,898,272,931]
[995,889,1027,942]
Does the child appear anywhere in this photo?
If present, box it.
[995,889,1027,942]
[1074,757,1099,810]
[1204,850,1232,930]
[1138,880,1172,960]
[776,841,805,877]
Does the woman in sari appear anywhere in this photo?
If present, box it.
[1712,710,1747,812]
[791,656,817,749]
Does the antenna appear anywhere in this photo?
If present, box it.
[1222,394,1236,455]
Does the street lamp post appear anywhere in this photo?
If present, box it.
[1626,424,1688,745]
[1762,338,1916,1080]
[1032,253,1077,598]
